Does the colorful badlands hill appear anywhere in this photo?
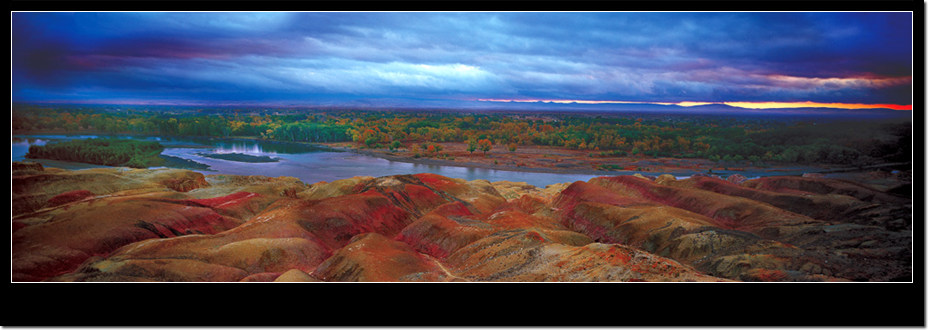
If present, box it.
[11,162,911,282]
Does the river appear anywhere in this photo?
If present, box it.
[12,135,607,187]
[12,134,832,187]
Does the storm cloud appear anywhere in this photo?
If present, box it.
[11,12,913,108]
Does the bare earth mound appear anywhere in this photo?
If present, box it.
[11,162,911,282]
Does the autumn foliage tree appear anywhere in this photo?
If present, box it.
[478,139,493,155]
[12,105,912,167]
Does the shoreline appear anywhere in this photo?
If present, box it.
[320,143,851,178]
[14,130,909,179]
[338,146,697,177]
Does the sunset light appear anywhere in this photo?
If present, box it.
[12,12,912,111]
[721,101,912,111]
[477,99,912,111]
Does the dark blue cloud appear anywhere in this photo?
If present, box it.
[11,12,913,107]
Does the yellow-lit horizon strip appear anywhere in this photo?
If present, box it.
[476,99,911,111]
[721,101,911,111]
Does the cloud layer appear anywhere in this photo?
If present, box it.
[11,12,913,107]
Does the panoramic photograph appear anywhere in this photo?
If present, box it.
[11,11,913,283]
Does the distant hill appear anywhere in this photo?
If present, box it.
[13,100,911,119]
[446,100,912,119]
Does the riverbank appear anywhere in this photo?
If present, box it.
[13,131,909,189]
[7,129,842,176]
[318,141,832,177]
[318,142,912,193]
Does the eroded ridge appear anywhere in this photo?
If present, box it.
[12,164,911,282]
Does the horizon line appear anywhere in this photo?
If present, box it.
[12,99,913,111]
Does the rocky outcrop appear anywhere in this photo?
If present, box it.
[13,194,245,281]
[300,176,373,200]
[589,175,822,236]
[12,165,911,282]
[11,166,210,217]
[45,190,95,208]
[743,176,908,204]
[445,229,726,282]
[395,202,494,259]
[312,233,455,282]
[490,180,571,201]
[666,176,910,230]
[549,175,912,281]
[275,269,321,282]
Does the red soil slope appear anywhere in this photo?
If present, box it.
[12,163,911,282]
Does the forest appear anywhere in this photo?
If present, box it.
[25,138,165,168]
[12,104,912,167]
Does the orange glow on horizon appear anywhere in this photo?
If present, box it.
[721,101,912,111]
[476,98,911,111]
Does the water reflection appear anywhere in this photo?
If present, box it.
[12,134,816,188]
[213,143,267,155]
[12,138,49,145]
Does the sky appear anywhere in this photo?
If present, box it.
[11,12,914,110]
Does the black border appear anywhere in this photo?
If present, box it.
[4,281,926,326]
[8,1,925,327]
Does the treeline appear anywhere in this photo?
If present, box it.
[12,105,912,166]
[25,139,165,168]
[341,111,911,166]
[702,120,912,165]
[12,105,352,143]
